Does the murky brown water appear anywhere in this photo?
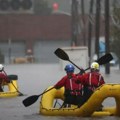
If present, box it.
[0,64,119,120]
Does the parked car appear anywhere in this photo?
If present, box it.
[110,52,119,66]
[93,52,119,66]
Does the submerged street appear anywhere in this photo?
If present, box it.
[0,63,119,120]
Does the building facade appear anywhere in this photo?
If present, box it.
[0,14,75,64]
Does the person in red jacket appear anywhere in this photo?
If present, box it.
[76,62,105,109]
[0,64,9,92]
[54,64,84,107]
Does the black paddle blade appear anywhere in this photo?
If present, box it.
[54,48,69,61]
[96,53,113,65]
[22,95,40,107]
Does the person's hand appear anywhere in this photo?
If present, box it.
[54,86,61,89]
[79,69,85,75]
[75,80,81,84]
[7,79,11,83]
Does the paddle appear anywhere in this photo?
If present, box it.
[22,87,54,107]
[3,71,24,96]
[96,53,113,65]
[84,53,113,71]
[54,48,84,71]
[54,48,113,71]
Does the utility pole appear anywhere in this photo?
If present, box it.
[71,0,78,46]
[95,0,101,59]
[8,38,11,64]
[81,0,86,45]
[105,0,110,74]
[88,0,94,65]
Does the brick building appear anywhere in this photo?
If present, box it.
[0,14,74,63]
[0,13,107,64]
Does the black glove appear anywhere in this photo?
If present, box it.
[79,69,85,75]
[7,79,11,83]
[54,86,61,89]
[75,80,81,84]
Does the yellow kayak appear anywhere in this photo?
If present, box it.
[0,75,21,98]
[40,84,120,117]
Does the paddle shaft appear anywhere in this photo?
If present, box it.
[69,59,83,71]
[39,87,54,96]
[70,59,92,71]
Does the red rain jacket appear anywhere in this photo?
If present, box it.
[78,71,105,91]
[0,72,8,85]
[54,73,83,95]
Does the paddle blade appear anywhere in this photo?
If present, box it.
[54,48,69,61]
[96,53,113,65]
[22,95,40,107]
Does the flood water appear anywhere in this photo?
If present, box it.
[0,63,120,120]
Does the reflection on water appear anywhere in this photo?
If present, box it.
[0,64,120,120]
